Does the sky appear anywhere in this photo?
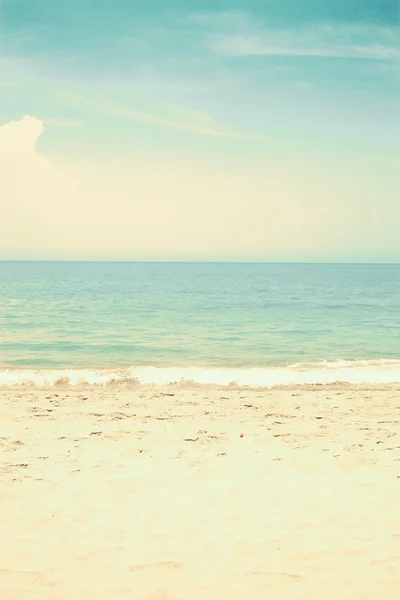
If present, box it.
[0,0,399,261]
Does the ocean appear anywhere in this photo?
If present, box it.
[0,261,399,386]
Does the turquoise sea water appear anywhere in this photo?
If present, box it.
[0,262,399,386]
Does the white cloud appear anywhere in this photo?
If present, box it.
[0,116,77,256]
[106,101,263,140]
[204,17,400,60]
[0,115,398,261]
[212,35,400,60]
[0,115,43,155]
[0,115,270,259]
[53,87,262,139]
[0,115,67,190]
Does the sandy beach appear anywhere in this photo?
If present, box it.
[1,384,399,599]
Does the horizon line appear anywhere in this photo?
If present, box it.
[0,260,399,265]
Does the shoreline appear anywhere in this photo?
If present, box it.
[2,381,400,392]
[2,359,400,389]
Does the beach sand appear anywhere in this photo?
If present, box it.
[0,385,399,599]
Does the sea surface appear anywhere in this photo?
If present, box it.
[0,261,399,386]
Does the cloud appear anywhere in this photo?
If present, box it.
[0,115,44,156]
[212,35,400,60]
[106,101,263,140]
[0,115,76,255]
[1,115,398,261]
[203,16,400,61]
[0,114,271,260]
[53,87,262,140]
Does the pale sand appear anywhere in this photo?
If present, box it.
[0,385,399,600]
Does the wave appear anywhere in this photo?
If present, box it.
[1,359,400,387]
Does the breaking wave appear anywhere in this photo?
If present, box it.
[1,359,400,387]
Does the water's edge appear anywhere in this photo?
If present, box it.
[1,359,400,387]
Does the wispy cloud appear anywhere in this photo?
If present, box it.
[211,34,400,60]
[202,15,400,61]
[106,102,263,140]
[52,86,262,140]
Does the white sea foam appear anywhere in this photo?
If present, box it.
[1,359,400,387]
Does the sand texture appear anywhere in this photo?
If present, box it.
[1,385,400,599]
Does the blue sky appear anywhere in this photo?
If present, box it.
[0,1,399,260]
